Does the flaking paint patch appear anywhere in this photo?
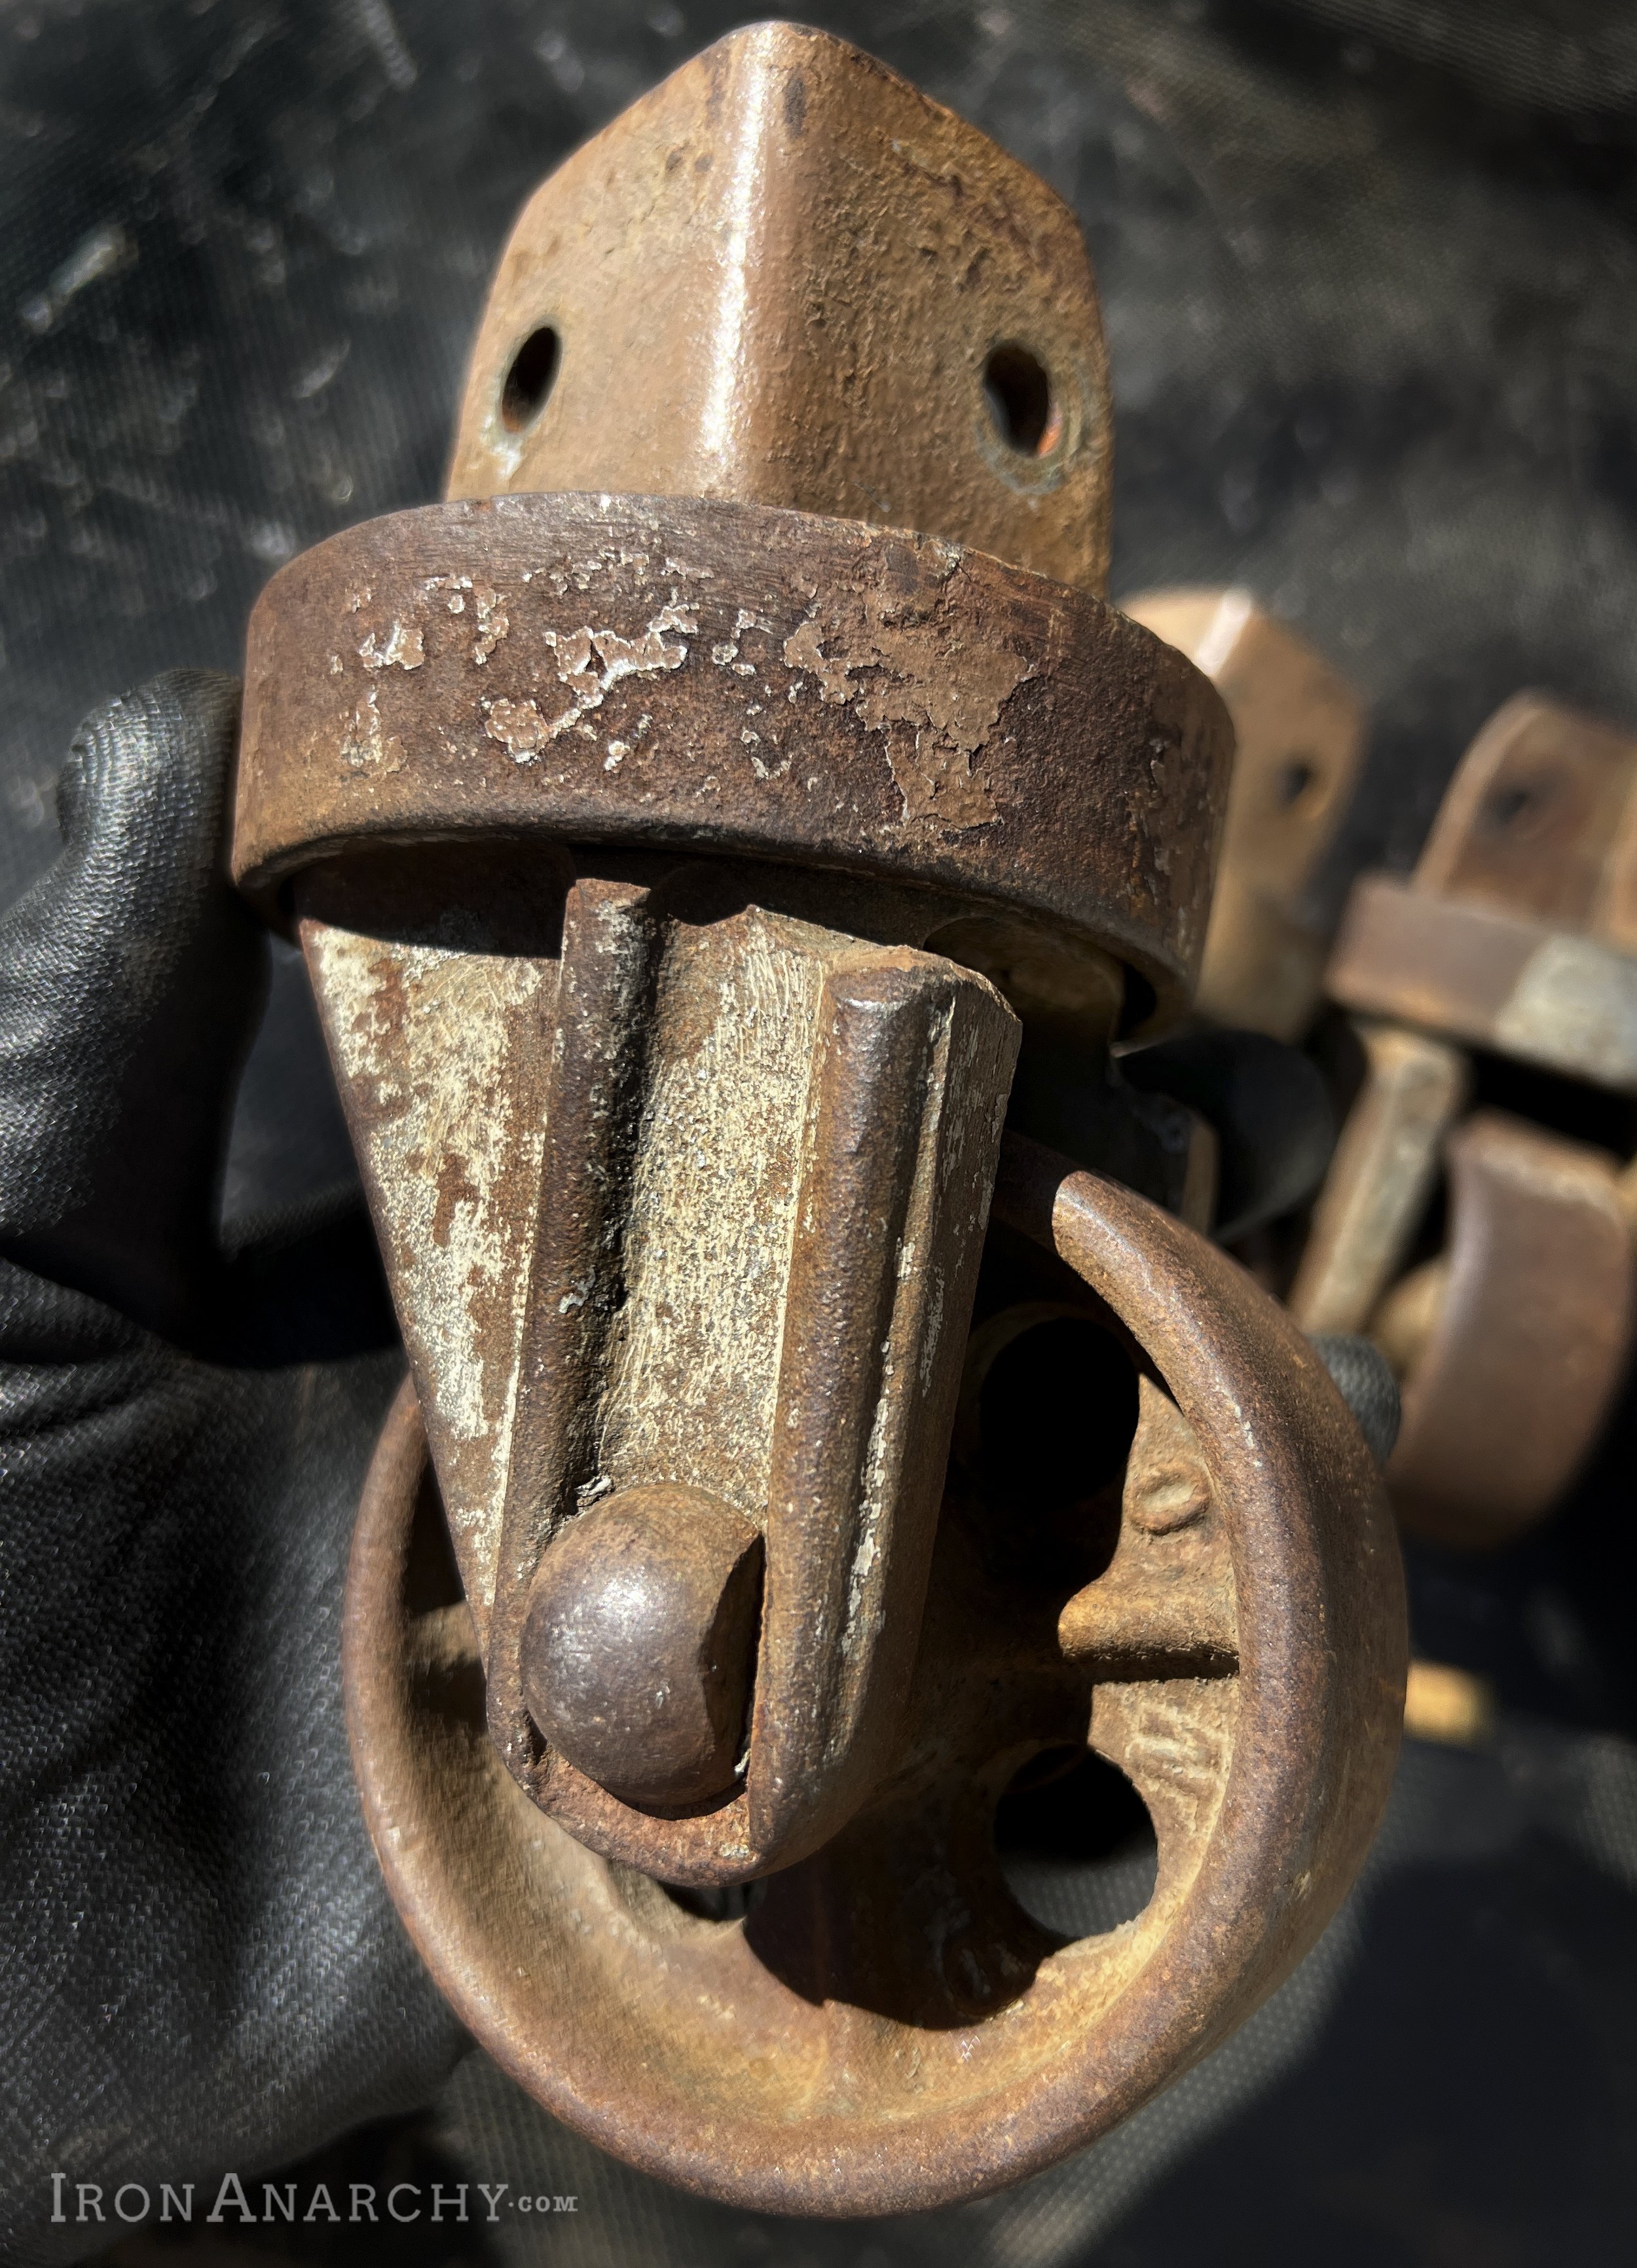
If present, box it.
[481,603,696,756]
[339,684,406,774]
[425,574,511,663]
[331,526,1020,820]
[358,618,425,670]
[781,550,1026,831]
[483,696,549,759]
[256,513,1220,1015]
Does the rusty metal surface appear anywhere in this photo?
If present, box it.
[1414,691,1637,940]
[1289,1021,1469,1337]
[445,21,1113,594]
[519,1484,764,1810]
[296,848,570,1653]
[1122,587,1365,1041]
[234,490,1230,1025]
[475,890,1019,1884]
[1315,687,1637,1551]
[302,853,1018,1816]
[1327,693,1637,1091]
[1384,1112,1636,1550]
[344,1135,1405,2218]
[230,19,1411,2215]
[1327,872,1637,1091]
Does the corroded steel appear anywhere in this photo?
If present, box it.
[236,493,1228,1023]
[1289,1023,1469,1337]
[301,854,1020,1865]
[520,1484,764,1810]
[1329,872,1637,1092]
[234,18,1408,2212]
[344,1136,1405,2218]
[1329,691,1637,1091]
[477,896,1018,1884]
[1380,1113,1634,1550]
[1122,588,1365,1041]
[445,20,1114,592]
[1414,691,1637,940]
[1314,689,1637,1548]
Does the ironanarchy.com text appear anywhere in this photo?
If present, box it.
[50,2175,577,2225]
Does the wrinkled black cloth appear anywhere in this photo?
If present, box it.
[0,675,464,2263]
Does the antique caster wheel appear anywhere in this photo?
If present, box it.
[1372,1112,1635,1549]
[1303,695,1637,1551]
[230,22,1407,2212]
[344,1133,1405,2216]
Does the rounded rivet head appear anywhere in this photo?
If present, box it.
[1128,1459,1211,1534]
[520,1484,763,1811]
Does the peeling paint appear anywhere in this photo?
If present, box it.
[490,604,698,752]
[340,684,407,773]
[781,560,1025,830]
[240,494,1230,1027]
[782,614,854,703]
[358,618,425,670]
[483,695,549,759]
[304,919,560,1625]
[472,583,509,663]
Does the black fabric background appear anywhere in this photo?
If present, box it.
[3,1,1637,2259]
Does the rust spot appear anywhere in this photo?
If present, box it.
[432,1151,483,1248]
[365,950,411,1038]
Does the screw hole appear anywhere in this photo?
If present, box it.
[1486,782,1543,831]
[1277,756,1319,807]
[984,342,1059,457]
[500,325,561,432]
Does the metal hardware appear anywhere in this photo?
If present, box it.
[234,21,1405,2210]
[1314,692,1637,1546]
[1122,589,1367,1042]
[344,1134,1403,2215]
[1372,1111,1634,1550]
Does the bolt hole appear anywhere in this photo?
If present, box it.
[984,342,1059,457]
[1486,782,1544,832]
[500,325,561,432]
[1277,755,1319,807]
